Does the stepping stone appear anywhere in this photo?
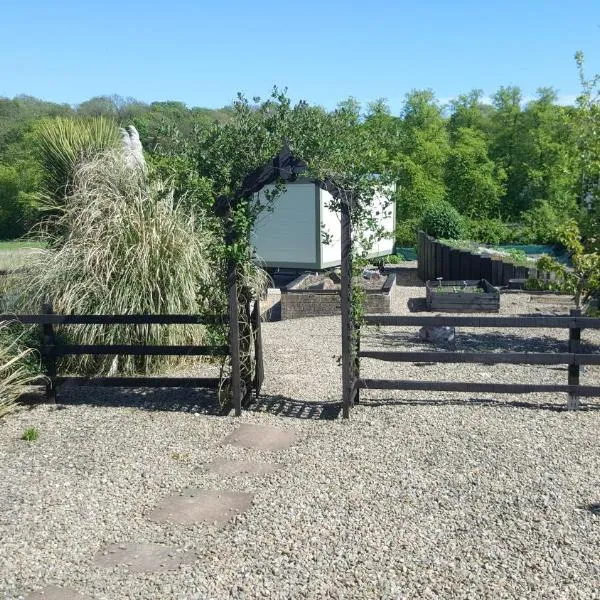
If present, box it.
[148,489,253,524]
[93,542,196,572]
[204,459,281,475]
[24,586,91,600]
[223,423,299,450]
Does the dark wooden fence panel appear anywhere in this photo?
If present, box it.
[0,301,262,414]
[415,232,546,286]
[355,312,600,412]
[449,249,461,280]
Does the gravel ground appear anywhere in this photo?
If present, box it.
[2,269,600,599]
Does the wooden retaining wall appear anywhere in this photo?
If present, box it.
[417,231,538,286]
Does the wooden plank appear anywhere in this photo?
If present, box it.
[227,257,242,417]
[449,249,461,281]
[43,344,229,356]
[358,379,600,397]
[503,262,515,286]
[459,251,470,282]
[55,376,220,388]
[340,195,354,419]
[363,314,600,329]
[0,314,227,325]
[252,296,264,397]
[41,303,57,401]
[417,231,424,280]
[468,253,480,280]
[434,241,442,279]
[568,308,582,410]
[441,244,451,280]
[358,350,575,365]
[480,256,493,283]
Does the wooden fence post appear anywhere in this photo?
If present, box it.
[568,308,581,411]
[251,295,264,398]
[340,195,354,419]
[41,302,57,402]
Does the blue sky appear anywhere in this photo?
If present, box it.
[2,0,599,112]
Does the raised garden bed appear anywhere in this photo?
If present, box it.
[281,271,396,320]
[426,279,500,313]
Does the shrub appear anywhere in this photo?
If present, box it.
[520,200,563,244]
[384,254,404,264]
[420,201,463,240]
[13,151,221,375]
[394,217,419,247]
[463,217,515,245]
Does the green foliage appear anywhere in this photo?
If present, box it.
[33,116,120,204]
[0,165,40,239]
[462,217,514,244]
[534,220,600,307]
[394,218,419,246]
[520,200,563,244]
[445,126,505,218]
[12,152,219,375]
[21,427,39,441]
[420,201,463,240]
[395,90,449,221]
[384,254,403,264]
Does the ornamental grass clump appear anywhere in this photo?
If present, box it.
[35,116,120,203]
[0,322,37,418]
[15,151,220,375]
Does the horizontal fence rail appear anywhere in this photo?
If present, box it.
[54,376,222,389]
[358,379,600,397]
[364,315,600,329]
[0,314,228,325]
[42,344,229,357]
[358,350,600,366]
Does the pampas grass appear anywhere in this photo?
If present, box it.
[0,323,37,418]
[14,152,220,375]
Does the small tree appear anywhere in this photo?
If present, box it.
[536,219,600,310]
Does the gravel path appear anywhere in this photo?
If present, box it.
[2,272,600,599]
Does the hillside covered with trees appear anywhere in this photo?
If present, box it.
[1,53,599,247]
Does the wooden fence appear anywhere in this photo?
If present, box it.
[417,231,538,286]
[345,309,600,415]
[1,296,265,416]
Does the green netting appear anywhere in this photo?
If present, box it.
[495,244,570,264]
[395,247,417,261]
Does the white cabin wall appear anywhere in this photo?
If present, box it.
[319,186,395,267]
[251,183,317,267]
[320,188,342,267]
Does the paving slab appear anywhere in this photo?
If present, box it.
[24,586,91,600]
[93,542,196,572]
[223,423,299,450]
[203,459,281,475]
[148,489,254,524]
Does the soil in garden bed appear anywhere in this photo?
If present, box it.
[299,271,387,291]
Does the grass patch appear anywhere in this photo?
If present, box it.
[0,242,43,271]
[21,427,39,441]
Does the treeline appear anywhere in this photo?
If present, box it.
[1,75,599,246]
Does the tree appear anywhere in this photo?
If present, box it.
[445,126,505,218]
[574,51,600,228]
[395,90,449,220]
